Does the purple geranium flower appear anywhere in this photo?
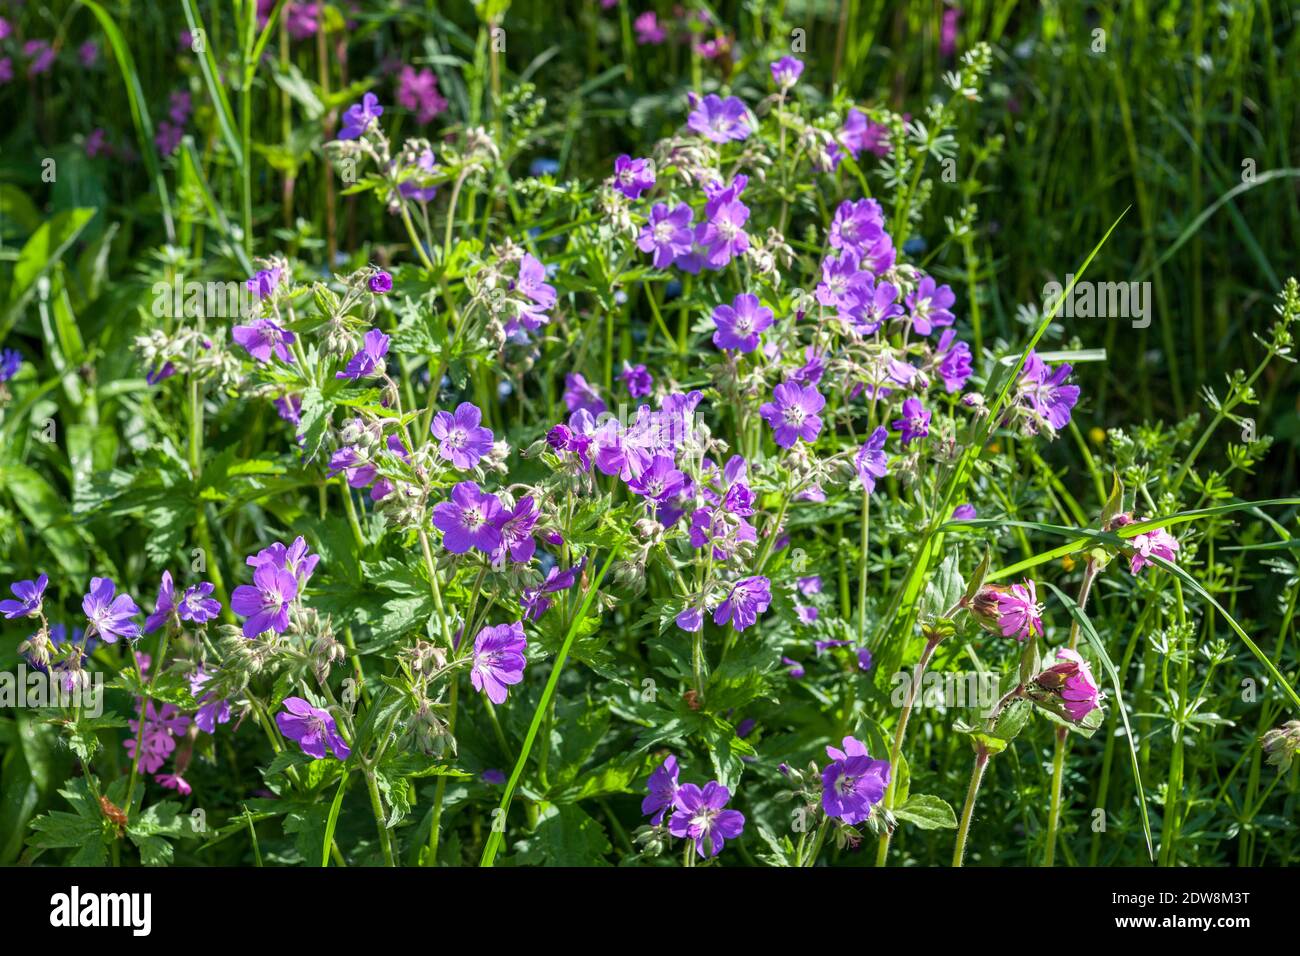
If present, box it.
[695,183,750,269]
[336,328,390,379]
[892,397,931,445]
[759,382,825,448]
[230,563,298,638]
[642,754,680,825]
[770,56,803,89]
[369,270,393,294]
[1017,351,1081,434]
[855,426,890,493]
[628,454,688,503]
[906,275,957,335]
[637,203,695,269]
[821,736,890,824]
[713,576,772,632]
[247,536,321,589]
[430,402,495,470]
[613,154,655,199]
[521,560,586,620]
[144,571,178,634]
[621,363,653,398]
[277,697,351,760]
[180,583,222,623]
[0,348,24,382]
[563,372,606,417]
[711,293,772,353]
[433,481,503,554]
[232,319,296,364]
[933,329,973,392]
[829,198,885,254]
[338,92,383,140]
[493,496,539,565]
[246,266,282,300]
[669,781,746,858]
[0,573,47,619]
[471,621,527,704]
[82,577,142,644]
[686,93,751,143]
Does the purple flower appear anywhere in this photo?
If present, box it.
[770,56,804,89]
[846,279,904,335]
[711,293,773,353]
[857,647,874,671]
[144,571,178,634]
[515,254,557,311]
[246,267,283,301]
[821,736,890,824]
[521,560,585,620]
[829,199,885,254]
[1017,351,1081,434]
[247,536,321,589]
[621,363,653,399]
[471,622,527,704]
[397,65,447,124]
[277,697,351,760]
[493,496,539,565]
[637,203,695,269]
[275,394,302,426]
[713,576,772,632]
[613,154,656,199]
[855,427,890,493]
[433,481,503,554]
[336,328,390,380]
[180,583,222,623]
[953,503,977,521]
[628,454,688,503]
[563,372,606,416]
[230,563,298,638]
[82,578,142,644]
[686,93,751,143]
[0,573,47,619]
[695,181,751,269]
[759,382,825,448]
[642,754,679,825]
[634,11,667,44]
[481,768,507,786]
[329,446,378,489]
[232,319,296,364]
[906,275,957,336]
[669,781,746,858]
[797,576,822,597]
[431,402,495,470]
[0,349,22,382]
[1128,527,1180,576]
[995,579,1044,641]
[940,6,961,57]
[338,92,383,140]
[368,271,393,294]
[892,397,930,445]
[933,329,973,392]
[841,108,891,159]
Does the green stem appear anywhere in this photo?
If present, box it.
[952,745,990,867]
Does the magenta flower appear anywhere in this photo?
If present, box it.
[232,319,295,364]
[892,397,930,445]
[1128,527,1180,575]
[634,11,667,44]
[613,154,655,199]
[336,328,390,380]
[397,65,448,124]
[686,93,751,143]
[1033,648,1101,722]
[995,579,1044,641]
[711,293,772,353]
[637,202,695,268]
[841,108,891,159]
[821,736,890,824]
[431,402,495,470]
[713,576,772,632]
[433,481,503,554]
[855,427,890,493]
[471,622,527,704]
[669,781,746,858]
[760,382,825,448]
[0,573,47,619]
[230,563,298,638]
[338,92,383,140]
[368,270,393,294]
[642,754,680,825]
[906,275,957,335]
[82,578,142,644]
[770,56,804,89]
[277,697,351,760]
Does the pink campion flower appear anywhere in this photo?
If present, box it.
[634,11,667,44]
[124,726,175,773]
[471,622,527,704]
[431,402,494,470]
[232,319,296,364]
[940,6,961,57]
[231,562,298,638]
[1128,526,1180,575]
[994,579,1044,641]
[1033,648,1101,722]
[760,382,825,448]
[156,773,192,796]
[397,66,448,124]
[277,697,351,760]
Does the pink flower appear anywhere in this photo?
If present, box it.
[397,66,448,124]
[994,579,1044,641]
[1128,526,1180,575]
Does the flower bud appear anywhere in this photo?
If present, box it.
[1260,720,1300,774]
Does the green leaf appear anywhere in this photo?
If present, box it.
[894,794,958,830]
